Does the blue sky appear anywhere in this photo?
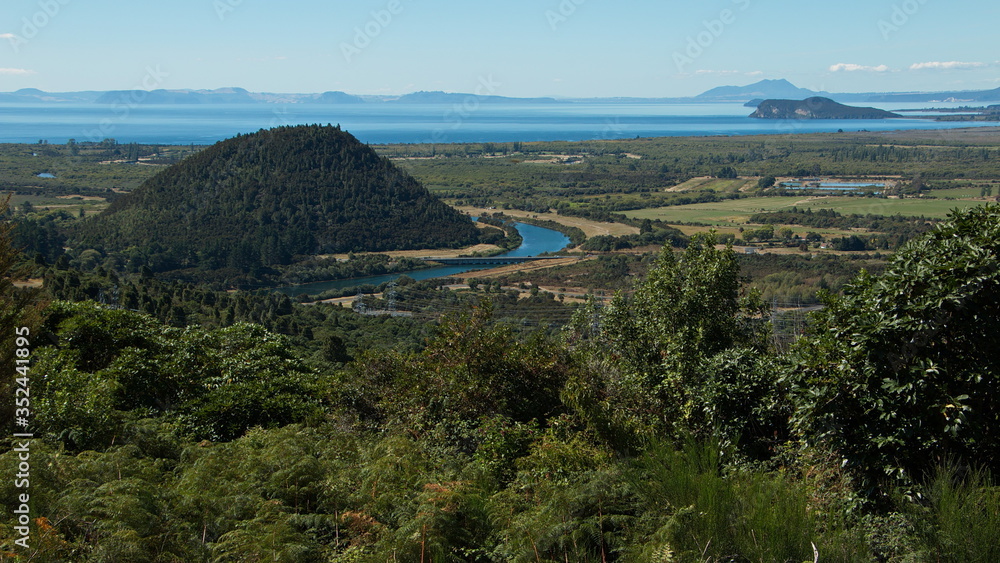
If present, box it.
[1,0,997,97]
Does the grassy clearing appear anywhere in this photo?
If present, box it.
[666,177,752,193]
[671,223,862,239]
[928,187,990,198]
[319,243,506,261]
[666,176,713,192]
[626,196,990,225]
[671,224,744,237]
[625,197,814,225]
[8,192,111,216]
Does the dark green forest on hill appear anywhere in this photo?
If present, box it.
[72,125,483,282]
[4,194,1000,561]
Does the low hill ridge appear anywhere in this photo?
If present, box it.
[750,97,901,119]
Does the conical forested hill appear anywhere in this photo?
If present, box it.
[75,125,481,272]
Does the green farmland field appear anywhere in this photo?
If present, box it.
[928,186,989,198]
[624,195,992,226]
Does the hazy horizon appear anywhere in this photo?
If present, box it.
[6,77,1000,99]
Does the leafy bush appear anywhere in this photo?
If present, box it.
[787,205,1000,497]
[32,302,324,446]
[564,235,777,453]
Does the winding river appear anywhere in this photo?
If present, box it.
[275,222,571,297]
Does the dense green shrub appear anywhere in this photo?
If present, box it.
[787,204,1000,496]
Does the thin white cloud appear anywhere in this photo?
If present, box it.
[0,33,16,39]
[0,68,35,75]
[829,63,890,73]
[910,61,987,70]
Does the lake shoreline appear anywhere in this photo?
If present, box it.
[4,102,999,146]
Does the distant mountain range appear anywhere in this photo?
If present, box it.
[694,79,1000,104]
[0,87,556,105]
[4,80,1000,105]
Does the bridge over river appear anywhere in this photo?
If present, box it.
[420,256,564,266]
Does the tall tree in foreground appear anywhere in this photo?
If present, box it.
[787,204,1000,498]
[564,234,781,456]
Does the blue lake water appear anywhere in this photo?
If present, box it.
[275,222,572,297]
[784,187,878,192]
[781,182,886,190]
[0,102,995,145]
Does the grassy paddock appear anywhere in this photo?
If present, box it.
[928,186,995,198]
[7,192,111,216]
[625,195,990,225]
[666,177,752,193]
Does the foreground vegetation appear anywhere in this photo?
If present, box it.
[5,129,1000,559]
[4,193,1000,560]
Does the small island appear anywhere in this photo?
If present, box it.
[750,97,901,119]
